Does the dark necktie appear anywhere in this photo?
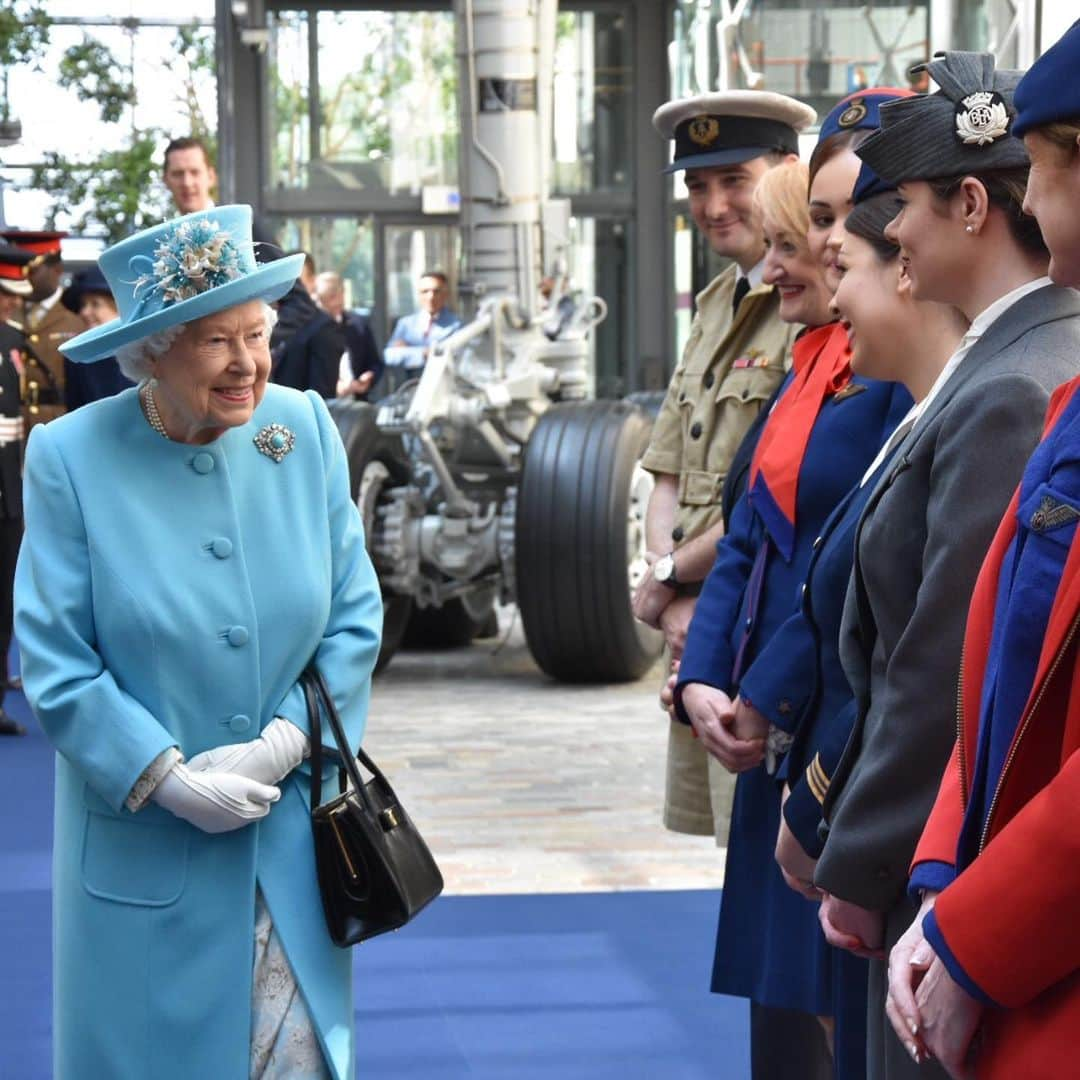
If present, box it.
[732,275,751,316]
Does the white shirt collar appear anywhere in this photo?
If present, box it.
[743,258,766,290]
[966,276,1052,342]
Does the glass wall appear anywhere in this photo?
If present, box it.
[275,215,376,309]
[268,8,458,196]
[552,9,633,195]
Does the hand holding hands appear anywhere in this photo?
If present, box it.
[886,892,937,1063]
[186,717,310,787]
[733,696,769,742]
[150,762,280,833]
[819,892,885,959]
[658,595,696,660]
[632,553,675,629]
[681,683,765,772]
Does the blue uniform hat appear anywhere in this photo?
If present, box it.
[61,205,304,364]
[1013,19,1080,137]
[817,87,916,146]
[851,160,895,204]
[60,266,112,314]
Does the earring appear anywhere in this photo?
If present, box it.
[965,225,975,234]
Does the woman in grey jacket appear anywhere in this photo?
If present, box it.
[807,51,1080,1079]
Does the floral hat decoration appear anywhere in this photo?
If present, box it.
[61,205,303,364]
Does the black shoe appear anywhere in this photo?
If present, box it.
[0,709,25,736]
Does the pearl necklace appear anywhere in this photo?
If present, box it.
[140,380,169,439]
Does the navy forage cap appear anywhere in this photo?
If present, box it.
[856,51,1028,185]
[653,91,816,174]
[1013,19,1080,137]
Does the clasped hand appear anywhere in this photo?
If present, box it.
[152,718,310,834]
[886,893,983,1076]
[680,684,766,772]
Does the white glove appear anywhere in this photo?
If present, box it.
[185,717,310,787]
[149,761,280,834]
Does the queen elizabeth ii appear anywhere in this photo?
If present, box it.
[14,206,383,1079]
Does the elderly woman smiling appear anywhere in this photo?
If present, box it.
[14,206,383,1080]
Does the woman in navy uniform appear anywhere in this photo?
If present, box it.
[675,145,910,1074]
[811,52,1080,1080]
[886,22,1080,1078]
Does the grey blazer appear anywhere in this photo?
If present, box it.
[816,283,1080,911]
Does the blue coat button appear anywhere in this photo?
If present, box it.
[211,537,233,559]
[192,452,215,474]
[229,714,252,733]
[227,625,249,647]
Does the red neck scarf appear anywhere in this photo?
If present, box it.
[749,322,853,537]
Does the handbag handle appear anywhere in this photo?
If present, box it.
[302,665,387,817]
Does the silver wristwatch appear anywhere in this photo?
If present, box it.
[653,552,679,588]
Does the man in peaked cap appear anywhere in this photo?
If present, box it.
[0,247,32,735]
[632,91,814,858]
[1,229,81,431]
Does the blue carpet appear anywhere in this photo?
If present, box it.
[0,692,748,1079]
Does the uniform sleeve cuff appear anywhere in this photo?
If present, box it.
[923,907,1001,1009]
[782,779,826,859]
[908,861,956,900]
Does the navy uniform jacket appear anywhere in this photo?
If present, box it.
[675,364,910,1014]
[740,451,900,858]
[64,356,133,412]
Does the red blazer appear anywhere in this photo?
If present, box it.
[913,377,1080,1077]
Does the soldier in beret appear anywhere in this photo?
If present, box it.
[808,50,1080,1080]
[0,248,30,735]
[634,90,812,872]
[1,229,80,431]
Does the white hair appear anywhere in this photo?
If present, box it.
[114,300,278,382]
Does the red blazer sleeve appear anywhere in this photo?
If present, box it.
[931,742,1080,1008]
[911,741,965,871]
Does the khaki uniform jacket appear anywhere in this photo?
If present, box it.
[644,263,796,839]
[24,295,79,429]
[641,263,796,546]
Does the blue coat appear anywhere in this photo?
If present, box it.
[14,384,383,1080]
[384,307,462,370]
[676,371,910,1015]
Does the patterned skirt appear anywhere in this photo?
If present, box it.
[251,888,334,1080]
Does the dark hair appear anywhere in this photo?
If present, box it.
[163,136,213,171]
[421,270,448,285]
[1033,118,1080,159]
[926,167,1047,256]
[808,129,872,188]
[844,192,903,262]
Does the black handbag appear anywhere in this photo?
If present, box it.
[302,665,443,946]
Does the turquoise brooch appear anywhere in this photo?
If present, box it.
[254,423,295,463]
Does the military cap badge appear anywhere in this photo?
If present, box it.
[955,91,1009,146]
[837,98,868,129]
[688,116,720,147]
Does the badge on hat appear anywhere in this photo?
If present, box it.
[955,91,1009,146]
[687,116,720,148]
[837,98,868,129]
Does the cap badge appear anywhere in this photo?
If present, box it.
[837,99,867,128]
[688,116,720,148]
[955,92,1009,147]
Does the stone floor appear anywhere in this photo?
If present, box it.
[364,608,733,896]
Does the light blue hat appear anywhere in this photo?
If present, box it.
[61,205,303,364]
